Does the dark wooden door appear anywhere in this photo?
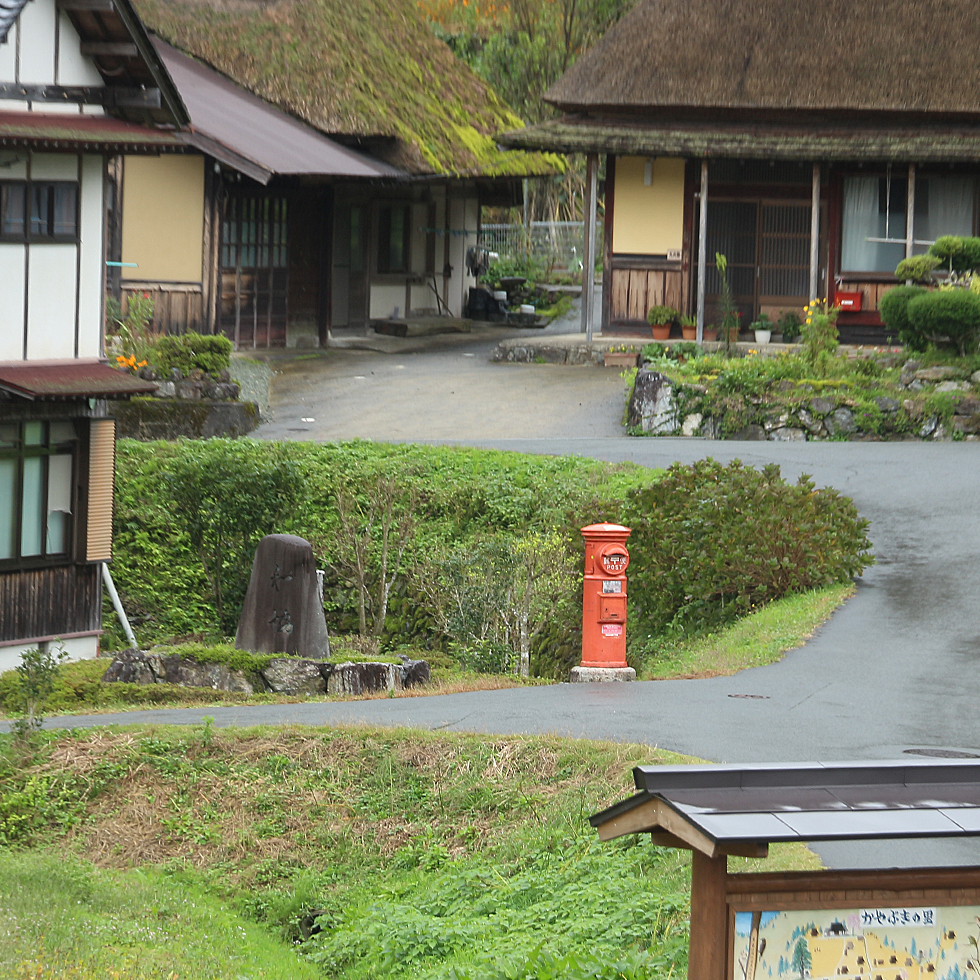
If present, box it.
[219,195,288,348]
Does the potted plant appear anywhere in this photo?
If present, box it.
[751,313,773,344]
[603,345,639,368]
[778,310,802,343]
[646,304,678,341]
[679,314,698,340]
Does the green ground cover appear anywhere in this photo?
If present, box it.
[0,725,818,980]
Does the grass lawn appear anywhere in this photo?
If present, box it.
[0,725,819,980]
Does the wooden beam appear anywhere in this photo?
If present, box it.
[652,800,720,858]
[696,158,708,342]
[906,162,916,259]
[596,797,662,841]
[809,163,820,302]
[80,42,137,57]
[580,152,598,340]
[689,851,729,980]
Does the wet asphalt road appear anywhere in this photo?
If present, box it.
[25,315,980,868]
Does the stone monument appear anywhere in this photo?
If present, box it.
[235,534,330,659]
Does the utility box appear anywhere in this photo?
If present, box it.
[571,523,636,682]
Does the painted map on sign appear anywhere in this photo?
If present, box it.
[733,906,980,980]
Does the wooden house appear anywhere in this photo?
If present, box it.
[109,0,556,347]
[500,0,980,343]
[0,0,186,668]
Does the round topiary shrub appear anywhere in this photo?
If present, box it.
[879,285,928,349]
[624,459,873,633]
[928,236,980,274]
[906,289,980,356]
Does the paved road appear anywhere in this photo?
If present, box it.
[31,303,980,868]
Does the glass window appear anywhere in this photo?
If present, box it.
[1,183,25,236]
[0,420,76,567]
[0,181,78,241]
[842,173,976,273]
[378,205,411,274]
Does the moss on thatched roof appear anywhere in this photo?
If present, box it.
[500,115,980,162]
[131,0,559,177]
[547,0,980,116]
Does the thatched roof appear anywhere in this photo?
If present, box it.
[131,0,559,177]
[500,115,980,162]
[546,0,980,116]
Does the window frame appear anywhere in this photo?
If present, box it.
[376,203,412,275]
[0,179,80,244]
[0,420,79,570]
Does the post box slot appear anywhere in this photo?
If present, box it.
[599,594,627,622]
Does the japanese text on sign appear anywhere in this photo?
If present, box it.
[860,908,936,927]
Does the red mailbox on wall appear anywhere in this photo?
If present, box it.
[579,523,632,673]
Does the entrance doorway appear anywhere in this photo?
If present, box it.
[219,194,288,348]
[694,199,825,326]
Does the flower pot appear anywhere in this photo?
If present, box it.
[681,325,698,340]
[650,323,672,340]
[725,327,740,343]
[754,329,772,344]
[604,351,639,368]
[702,327,718,342]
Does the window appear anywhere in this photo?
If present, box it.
[0,181,78,242]
[377,204,411,274]
[0,420,77,566]
[841,172,975,272]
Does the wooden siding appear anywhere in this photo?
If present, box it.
[0,563,101,643]
[121,283,204,335]
[609,265,684,324]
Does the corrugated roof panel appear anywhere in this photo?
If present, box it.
[155,38,404,180]
[0,361,158,399]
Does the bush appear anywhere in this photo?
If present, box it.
[153,332,233,377]
[907,289,980,356]
[894,255,940,283]
[777,311,802,342]
[624,459,873,633]
[879,285,929,348]
[928,235,980,274]
[646,304,678,326]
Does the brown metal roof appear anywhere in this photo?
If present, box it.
[590,761,980,857]
[499,115,980,164]
[155,39,404,185]
[0,111,183,151]
[0,361,158,399]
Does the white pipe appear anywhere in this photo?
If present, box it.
[102,562,138,650]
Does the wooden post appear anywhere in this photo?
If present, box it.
[906,163,916,259]
[809,163,820,302]
[696,159,708,342]
[689,851,728,980]
[581,152,599,341]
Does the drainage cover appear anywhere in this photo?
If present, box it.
[903,748,980,759]
[728,694,770,699]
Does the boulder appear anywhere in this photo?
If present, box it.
[809,397,835,415]
[952,414,980,435]
[102,648,155,684]
[401,659,431,688]
[768,427,807,441]
[954,396,980,415]
[874,396,900,413]
[729,424,767,440]
[827,407,857,435]
[915,366,965,382]
[797,409,826,437]
[260,658,326,694]
[680,413,703,436]
[145,653,256,693]
[152,381,176,398]
[327,662,402,695]
[626,370,677,434]
[934,381,970,393]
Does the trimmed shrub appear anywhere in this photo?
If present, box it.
[906,289,980,356]
[878,285,928,348]
[928,236,980,273]
[624,459,873,633]
[153,332,233,377]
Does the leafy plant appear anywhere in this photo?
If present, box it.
[907,289,980,356]
[6,642,69,738]
[799,298,840,376]
[624,459,873,633]
[646,304,678,326]
[777,310,802,342]
[715,253,739,351]
[928,235,980,274]
[153,332,233,377]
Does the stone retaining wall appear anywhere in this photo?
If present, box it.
[103,649,430,695]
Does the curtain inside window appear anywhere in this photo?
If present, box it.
[842,176,904,272]
[0,459,15,560]
[46,454,72,555]
[917,177,975,248]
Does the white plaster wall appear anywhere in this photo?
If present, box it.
[26,244,76,358]
[0,22,16,82]
[0,635,99,673]
[447,198,466,317]
[31,151,77,180]
[18,0,56,86]
[0,151,28,179]
[0,244,26,359]
[56,10,103,87]
[77,153,104,358]
[370,284,405,320]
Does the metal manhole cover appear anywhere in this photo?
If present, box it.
[728,694,770,699]
[903,748,980,759]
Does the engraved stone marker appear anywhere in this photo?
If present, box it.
[235,534,330,659]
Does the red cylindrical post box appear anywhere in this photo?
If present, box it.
[579,522,631,670]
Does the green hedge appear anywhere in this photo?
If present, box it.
[153,332,233,376]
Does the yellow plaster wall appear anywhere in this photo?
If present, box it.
[121,155,204,283]
[612,156,685,255]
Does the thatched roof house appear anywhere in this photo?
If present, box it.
[500,0,980,344]
[132,0,555,177]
